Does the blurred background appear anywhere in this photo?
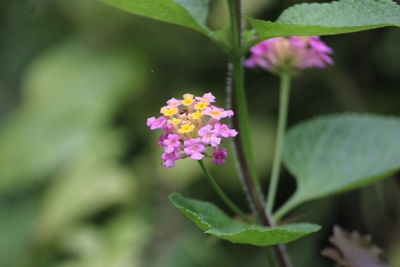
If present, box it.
[0,0,399,266]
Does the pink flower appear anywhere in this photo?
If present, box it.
[245,36,333,74]
[162,149,181,168]
[184,138,206,160]
[157,133,169,146]
[204,106,234,120]
[147,116,167,130]
[162,134,181,153]
[162,123,174,133]
[213,148,228,164]
[147,93,238,167]
[198,125,221,147]
[214,123,238,138]
[167,97,181,107]
[195,92,216,103]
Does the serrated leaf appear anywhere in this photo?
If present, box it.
[249,0,400,39]
[169,193,320,246]
[276,114,400,218]
[99,0,211,34]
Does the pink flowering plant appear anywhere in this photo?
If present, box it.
[147,93,237,167]
[102,0,400,266]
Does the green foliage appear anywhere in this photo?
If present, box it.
[99,0,211,34]
[276,114,400,218]
[250,0,400,39]
[0,197,38,267]
[0,40,143,195]
[169,193,320,246]
[37,134,135,245]
[56,213,150,267]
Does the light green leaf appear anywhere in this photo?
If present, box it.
[57,213,150,267]
[276,114,400,219]
[99,0,211,34]
[249,0,400,39]
[0,40,144,194]
[37,134,135,245]
[0,196,38,267]
[169,193,320,246]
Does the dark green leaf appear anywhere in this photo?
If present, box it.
[99,0,211,34]
[169,193,320,246]
[276,114,400,219]
[249,0,400,39]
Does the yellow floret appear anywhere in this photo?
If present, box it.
[194,102,209,110]
[160,106,178,116]
[181,97,194,106]
[169,118,181,125]
[191,111,203,119]
[178,123,195,133]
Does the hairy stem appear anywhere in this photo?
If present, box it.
[226,1,293,267]
[198,160,250,222]
[267,73,291,214]
[227,0,260,189]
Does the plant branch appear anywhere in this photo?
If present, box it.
[198,160,251,223]
[226,1,293,267]
[227,0,264,217]
[267,73,291,214]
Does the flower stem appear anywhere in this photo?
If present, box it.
[198,160,251,223]
[266,73,291,214]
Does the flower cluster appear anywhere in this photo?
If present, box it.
[245,36,333,74]
[147,93,238,168]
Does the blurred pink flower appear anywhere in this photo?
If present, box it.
[245,36,333,74]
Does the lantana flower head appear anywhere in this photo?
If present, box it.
[245,36,333,74]
[147,93,238,168]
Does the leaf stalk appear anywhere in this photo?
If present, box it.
[198,160,251,223]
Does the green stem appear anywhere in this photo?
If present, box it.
[227,0,260,189]
[198,160,251,223]
[264,248,279,267]
[267,73,291,214]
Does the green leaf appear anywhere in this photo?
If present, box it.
[0,40,144,194]
[58,213,150,267]
[37,134,135,245]
[249,0,400,39]
[169,193,320,246]
[99,0,211,34]
[0,196,38,267]
[277,114,400,219]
